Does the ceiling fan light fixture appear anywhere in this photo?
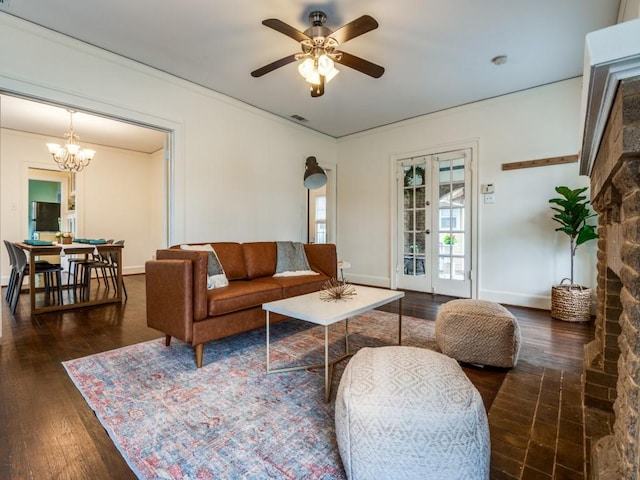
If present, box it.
[307,68,322,85]
[252,11,383,98]
[317,54,334,76]
[298,58,314,79]
[324,67,339,83]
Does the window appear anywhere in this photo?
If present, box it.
[315,195,327,244]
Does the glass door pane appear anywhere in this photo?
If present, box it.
[433,150,471,297]
[398,158,431,292]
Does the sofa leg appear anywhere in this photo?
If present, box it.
[195,344,204,368]
[165,334,171,346]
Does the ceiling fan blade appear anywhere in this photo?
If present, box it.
[262,19,310,43]
[335,51,385,78]
[251,54,298,77]
[329,15,379,44]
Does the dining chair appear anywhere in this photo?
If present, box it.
[67,240,114,299]
[4,240,18,303]
[77,242,114,301]
[106,240,127,300]
[9,242,64,314]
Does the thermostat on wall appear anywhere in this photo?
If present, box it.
[481,183,495,194]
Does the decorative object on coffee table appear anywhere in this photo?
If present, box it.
[435,299,521,368]
[320,277,356,301]
[549,186,598,322]
[335,346,490,480]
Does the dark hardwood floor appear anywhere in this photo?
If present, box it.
[1,277,597,479]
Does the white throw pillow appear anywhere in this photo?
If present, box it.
[180,244,229,289]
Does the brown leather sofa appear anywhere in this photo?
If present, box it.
[145,242,337,367]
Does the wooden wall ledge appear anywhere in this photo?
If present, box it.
[502,154,578,171]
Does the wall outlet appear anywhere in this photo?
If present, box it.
[484,194,496,204]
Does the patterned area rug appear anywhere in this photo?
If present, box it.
[63,310,437,479]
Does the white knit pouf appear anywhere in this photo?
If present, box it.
[335,346,490,480]
[435,299,521,368]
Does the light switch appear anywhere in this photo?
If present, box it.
[484,194,496,204]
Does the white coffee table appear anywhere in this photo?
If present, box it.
[263,285,405,401]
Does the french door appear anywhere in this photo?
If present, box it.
[396,148,472,297]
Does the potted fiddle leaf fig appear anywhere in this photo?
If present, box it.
[549,186,598,321]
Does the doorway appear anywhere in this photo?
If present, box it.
[308,185,327,243]
[307,165,336,244]
[395,147,473,297]
[0,93,170,283]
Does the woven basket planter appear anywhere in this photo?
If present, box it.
[551,279,592,322]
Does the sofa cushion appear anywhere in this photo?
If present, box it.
[206,280,282,317]
[211,242,247,280]
[254,273,330,298]
[243,242,277,279]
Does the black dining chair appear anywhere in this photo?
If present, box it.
[105,240,127,300]
[9,242,64,314]
[77,239,127,301]
[77,241,116,301]
[4,240,18,303]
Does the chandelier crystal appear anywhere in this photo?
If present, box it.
[46,110,96,172]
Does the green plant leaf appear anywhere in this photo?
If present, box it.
[549,185,598,280]
[576,224,598,246]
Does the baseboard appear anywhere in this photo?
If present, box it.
[124,266,145,276]
[479,289,550,310]
[344,274,390,289]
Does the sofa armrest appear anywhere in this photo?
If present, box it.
[145,259,196,342]
[305,243,338,279]
[156,249,208,320]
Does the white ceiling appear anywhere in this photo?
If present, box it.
[0,95,166,154]
[0,1,621,148]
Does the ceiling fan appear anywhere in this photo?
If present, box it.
[251,11,385,97]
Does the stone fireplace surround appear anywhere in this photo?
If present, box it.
[579,19,640,478]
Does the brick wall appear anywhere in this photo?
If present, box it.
[587,77,640,479]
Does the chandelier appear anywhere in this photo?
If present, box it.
[46,110,96,172]
[295,24,340,97]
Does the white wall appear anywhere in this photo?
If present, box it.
[0,128,163,279]
[337,78,596,309]
[0,15,337,273]
[0,14,599,312]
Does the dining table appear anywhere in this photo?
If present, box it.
[16,241,125,314]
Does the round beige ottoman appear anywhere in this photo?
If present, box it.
[335,346,490,480]
[435,299,521,368]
